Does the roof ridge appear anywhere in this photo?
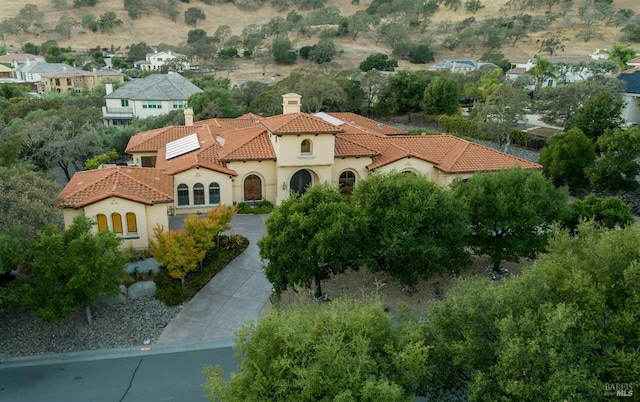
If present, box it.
[115,167,174,199]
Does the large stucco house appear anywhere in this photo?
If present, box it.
[37,67,124,94]
[60,93,541,250]
[134,50,190,71]
[101,72,203,127]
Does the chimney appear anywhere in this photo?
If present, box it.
[63,66,67,72]
[282,93,301,114]
[105,82,113,95]
[92,67,98,84]
[184,108,194,126]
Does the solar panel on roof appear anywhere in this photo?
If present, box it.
[165,133,200,160]
[314,112,345,126]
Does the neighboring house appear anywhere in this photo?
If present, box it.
[506,56,609,88]
[627,56,640,68]
[113,49,130,59]
[0,53,44,68]
[135,50,189,71]
[37,67,125,94]
[616,67,640,127]
[0,64,13,79]
[13,60,69,83]
[429,60,478,73]
[102,72,203,127]
[64,93,541,250]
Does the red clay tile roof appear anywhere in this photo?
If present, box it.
[59,166,173,208]
[126,125,210,153]
[260,112,343,135]
[364,134,541,173]
[335,135,379,157]
[156,140,237,176]
[328,112,406,136]
[218,126,276,162]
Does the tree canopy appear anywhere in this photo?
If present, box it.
[352,172,471,287]
[204,295,426,401]
[18,215,128,324]
[452,168,570,272]
[258,184,366,298]
[539,127,596,192]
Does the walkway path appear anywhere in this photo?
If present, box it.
[157,214,272,343]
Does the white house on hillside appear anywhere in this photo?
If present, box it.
[102,72,203,127]
[135,50,189,71]
[506,55,615,89]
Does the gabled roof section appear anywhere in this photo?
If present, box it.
[335,135,380,158]
[59,166,173,208]
[155,140,237,176]
[218,126,276,162]
[105,73,203,101]
[616,67,640,94]
[328,112,406,136]
[198,117,260,131]
[126,125,211,153]
[259,112,343,135]
[366,135,541,173]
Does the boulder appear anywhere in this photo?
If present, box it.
[128,280,157,299]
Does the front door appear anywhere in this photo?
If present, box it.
[290,169,312,195]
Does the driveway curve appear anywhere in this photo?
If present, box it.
[157,214,272,343]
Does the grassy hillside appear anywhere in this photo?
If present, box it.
[0,0,637,80]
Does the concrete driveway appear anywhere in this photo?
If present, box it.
[157,214,272,343]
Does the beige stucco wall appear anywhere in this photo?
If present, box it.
[331,157,371,186]
[375,157,437,180]
[226,161,278,205]
[63,196,168,250]
[173,168,235,215]
[275,134,335,167]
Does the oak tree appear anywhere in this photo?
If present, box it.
[258,184,366,298]
[452,167,570,272]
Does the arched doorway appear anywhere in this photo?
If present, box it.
[290,169,312,195]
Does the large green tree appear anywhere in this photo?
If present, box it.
[452,168,570,273]
[571,91,624,141]
[373,70,432,115]
[539,127,596,192]
[566,194,633,231]
[421,222,640,400]
[421,76,459,116]
[258,184,366,298]
[352,172,471,288]
[588,127,640,192]
[359,53,398,72]
[19,215,128,325]
[204,296,427,401]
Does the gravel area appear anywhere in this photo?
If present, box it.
[0,297,181,359]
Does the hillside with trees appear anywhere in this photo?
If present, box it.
[0,0,639,79]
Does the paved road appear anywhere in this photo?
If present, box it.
[0,340,237,402]
[158,214,272,343]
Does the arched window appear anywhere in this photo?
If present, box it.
[177,184,189,206]
[339,171,356,195]
[112,213,123,234]
[126,212,137,233]
[96,214,108,231]
[301,139,312,154]
[209,182,220,204]
[244,174,262,202]
[193,183,205,205]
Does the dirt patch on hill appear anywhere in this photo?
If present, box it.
[259,255,532,318]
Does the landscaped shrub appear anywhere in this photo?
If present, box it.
[154,235,249,306]
[237,201,274,214]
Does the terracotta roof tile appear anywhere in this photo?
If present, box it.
[218,126,276,161]
[260,112,343,135]
[328,112,406,136]
[365,134,541,173]
[126,125,210,153]
[59,166,173,208]
[335,135,379,157]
